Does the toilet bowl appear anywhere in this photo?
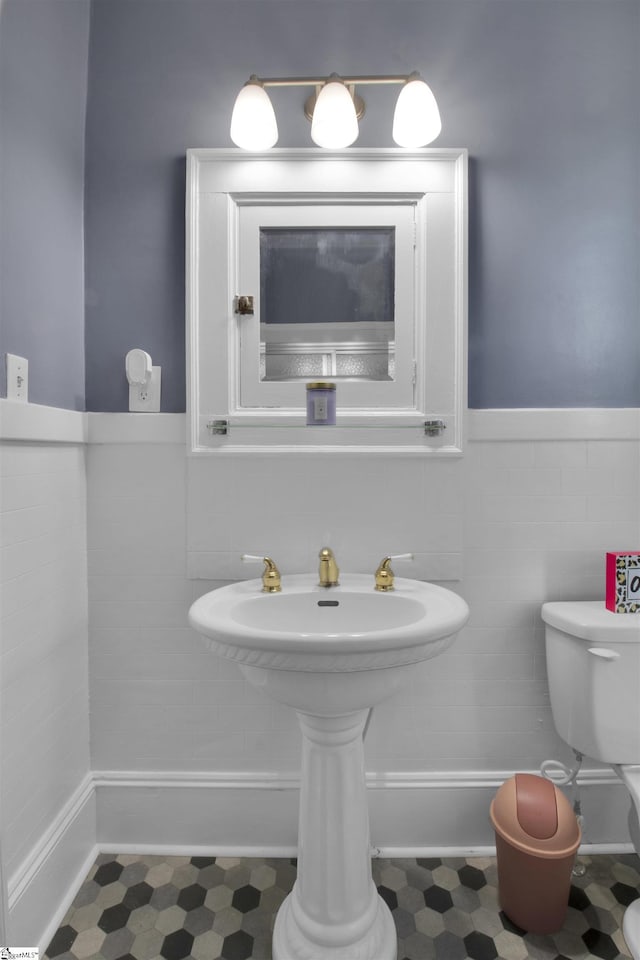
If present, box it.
[619,767,640,854]
[619,767,640,957]
[542,601,640,959]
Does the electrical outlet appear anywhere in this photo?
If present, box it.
[129,365,161,412]
[6,354,28,401]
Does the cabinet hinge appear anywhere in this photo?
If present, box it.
[207,419,229,436]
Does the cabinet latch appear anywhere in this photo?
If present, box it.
[234,295,254,315]
[424,419,446,437]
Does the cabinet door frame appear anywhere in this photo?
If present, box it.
[186,148,467,455]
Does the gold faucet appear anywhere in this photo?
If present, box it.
[374,553,414,591]
[318,547,339,587]
[241,555,282,592]
[259,557,282,593]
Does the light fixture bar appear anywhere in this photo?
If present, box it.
[249,73,417,89]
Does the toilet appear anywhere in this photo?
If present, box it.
[542,601,640,958]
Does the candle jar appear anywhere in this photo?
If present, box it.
[306,382,336,426]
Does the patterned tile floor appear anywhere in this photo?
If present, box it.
[44,852,639,960]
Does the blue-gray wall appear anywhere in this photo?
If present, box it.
[84,0,640,411]
[0,0,89,410]
[2,1,639,411]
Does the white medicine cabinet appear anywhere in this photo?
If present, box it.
[186,148,467,454]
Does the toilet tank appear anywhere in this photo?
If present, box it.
[542,601,640,765]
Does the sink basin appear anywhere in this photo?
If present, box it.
[189,572,469,960]
[188,572,468,673]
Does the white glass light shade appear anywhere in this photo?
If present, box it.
[311,79,359,148]
[230,82,278,150]
[392,77,441,147]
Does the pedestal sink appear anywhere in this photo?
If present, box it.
[189,573,469,960]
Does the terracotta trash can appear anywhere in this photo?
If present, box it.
[489,773,581,934]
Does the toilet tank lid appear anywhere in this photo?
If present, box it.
[542,601,640,642]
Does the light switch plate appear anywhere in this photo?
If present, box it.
[6,353,28,401]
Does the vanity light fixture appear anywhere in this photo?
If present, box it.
[310,75,360,148]
[230,78,278,150]
[230,71,441,150]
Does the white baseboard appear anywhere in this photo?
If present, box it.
[10,766,634,952]
[7,774,96,950]
[93,765,633,851]
[34,845,100,957]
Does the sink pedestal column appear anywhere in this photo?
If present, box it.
[273,709,396,960]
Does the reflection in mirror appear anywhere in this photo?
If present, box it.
[259,227,395,381]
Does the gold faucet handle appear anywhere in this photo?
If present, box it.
[374,553,413,591]
[241,554,282,593]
